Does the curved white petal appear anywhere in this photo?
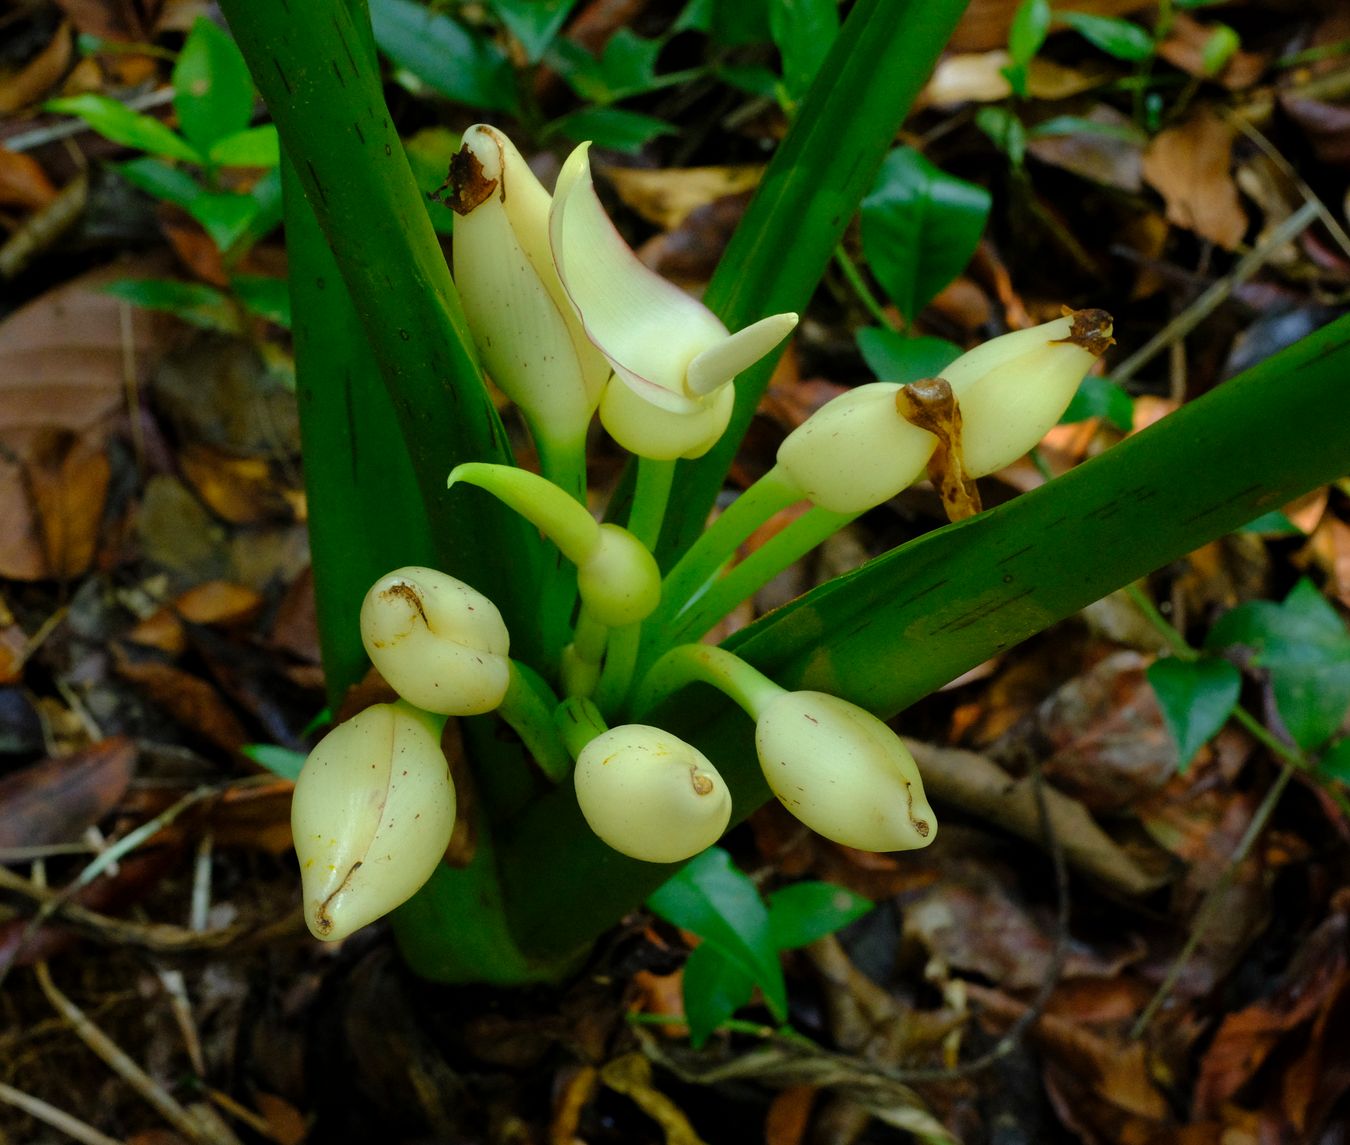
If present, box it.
[686,312,799,396]
[550,143,728,402]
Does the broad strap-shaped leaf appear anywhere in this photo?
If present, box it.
[1206,579,1350,750]
[860,146,991,325]
[1146,656,1241,771]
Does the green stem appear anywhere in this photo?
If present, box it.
[629,458,676,551]
[654,466,804,631]
[499,662,570,782]
[594,621,640,717]
[834,244,897,330]
[634,644,785,723]
[659,504,858,652]
[534,427,589,506]
[555,696,610,761]
[563,607,608,698]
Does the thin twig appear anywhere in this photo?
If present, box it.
[1110,200,1320,383]
[0,1081,127,1145]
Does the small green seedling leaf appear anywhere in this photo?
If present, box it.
[680,941,757,1047]
[101,278,239,332]
[172,17,256,153]
[187,190,261,252]
[976,106,1026,166]
[647,847,787,1021]
[856,327,963,384]
[208,125,280,168]
[716,63,780,99]
[1201,24,1240,75]
[242,743,307,781]
[769,0,840,102]
[371,0,519,113]
[767,882,871,950]
[860,147,990,326]
[116,156,204,211]
[1055,11,1155,62]
[1318,738,1350,785]
[1060,374,1133,431]
[1146,656,1241,771]
[550,107,676,154]
[46,94,203,164]
[552,29,693,105]
[1206,579,1350,750]
[1237,510,1302,536]
[1004,0,1051,97]
[488,0,580,64]
[231,275,291,328]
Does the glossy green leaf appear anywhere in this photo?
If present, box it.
[101,278,238,331]
[856,327,962,383]
[860,147,990,324]
[370,0,519,113]
[767,882,871,949]
[681,941,757,1047]
[236,166,284,252]
[550,106,676,153]
[1004,0,1051,95]
[975,106,1027,166]
[230,274,291,327]
[647,847,787,1021]
[241,743,306,780]
[173,17,256,152]
[770,0,840,100]
[551,29,690,104]
[1206,579,1350,750]
[1061,374,1133,431]
[1318,737,1350,784]
[208,124,280,167]
[1055,11,1155,62]
[186,190,260,251]
[488,0,579,63]
[1146,657,1241,770]
[116,156,203,210]
[46,94,202,163]
[405,127,461,235]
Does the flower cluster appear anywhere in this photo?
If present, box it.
[290,125,1113,940]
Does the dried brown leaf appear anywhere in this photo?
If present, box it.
[602,164,763,231]
[0,737,136,848]
[0,147,58,211]
[1142,108,1248,249]
[0,23,73,114]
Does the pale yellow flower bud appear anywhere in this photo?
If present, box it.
[292,702,456,941]
[574,724,732,862]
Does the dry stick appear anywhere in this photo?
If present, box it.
[33,962,243,1145]
[1129,762,1295,1040]
[0,1081,127,1145]
[1110,200,1320,383]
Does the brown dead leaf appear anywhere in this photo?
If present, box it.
[0,147,58,211]
[179,441,301,525]
[765,1085,817,1145]
[1142,108,1248,249]
[0,737,136,848]
[602,164,763,231]
[251,1092,308,1145]
[113,642,251,756]
[636,191,750,290]
[1156,12,1267,90]
[1281,95,1350,169]
[1027,105,1143,192]
[205,782,295,855]
[600,1053,708,1145]
[0,22,73,114]
[25,426,112,579]
[950,0,1153,52]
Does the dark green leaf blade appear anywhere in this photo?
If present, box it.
[46,94,202,163]
[101,278,238,331]
[856,327,962,384]
[208,124,280,167]
[1055,11,1155,62]
[1061,374,1133,431]
[488,0,580,64]
[1318,737,1350,784]
[230,274,291,327]
[173,17,257,151]
[550,107,676,153]
[860,147,990,325]
[186,190,260,251]
[767,882,871,949]
[1206,579,1350,749]
[769,0,841,101]
[647,848,787,1020]
[116,157,204,210]
[1146,657,1241,770]
[681,941,757,1047]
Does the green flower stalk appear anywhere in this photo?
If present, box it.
[573,724,732,863]
[549,142,798,461]
[292,700,456,941]
[360,566,511,715]
[447,125,610,501]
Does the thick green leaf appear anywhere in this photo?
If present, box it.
[856,327,963,384]
[230,274,291,327]
[46,94,202,163]
[208,124,280,167]
[681,941,757,1047]
[769,0,840,101]
[647,848,787,1021]
[1319,738,1350,784]
[173,17,256,152]
[116,156,203,210]
[767,882,871,949]
[1146,657,1241,770]
[101,278,238,331]
[186,190,260,251]
[241,743,306,780]
[860,147,991,324]
[1206,579,1350,750]
[1055,11,1155,62]
[550,107,676,153]
[370,0,519,113]
[1061,374,1133,431]
[488,0,579,63]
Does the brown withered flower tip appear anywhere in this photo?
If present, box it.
[1057,306,1116,357]
[430,146,499,216]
